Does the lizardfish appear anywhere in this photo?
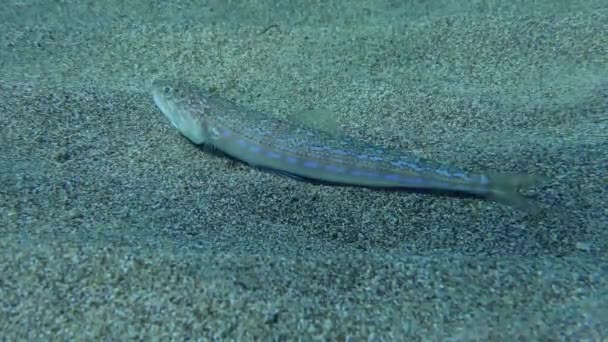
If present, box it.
[151,79,542,212]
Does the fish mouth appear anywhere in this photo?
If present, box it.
[152,89,207,145]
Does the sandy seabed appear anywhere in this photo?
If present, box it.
[1,0,607,339]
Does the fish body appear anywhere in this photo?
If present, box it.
[152,79,541,212]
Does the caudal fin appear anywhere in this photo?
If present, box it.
[486,173,545,213]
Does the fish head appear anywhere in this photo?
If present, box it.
[151,79,210,145]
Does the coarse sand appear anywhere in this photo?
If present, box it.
[1,0,607,339]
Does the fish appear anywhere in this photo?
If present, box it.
[151,79,543,212]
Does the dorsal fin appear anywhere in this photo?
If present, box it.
[286,109,342,137]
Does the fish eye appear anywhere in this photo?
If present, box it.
[163,86,172,95]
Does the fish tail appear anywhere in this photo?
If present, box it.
[485,172,544,213]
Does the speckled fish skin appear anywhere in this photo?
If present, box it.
[152,79,541,212]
